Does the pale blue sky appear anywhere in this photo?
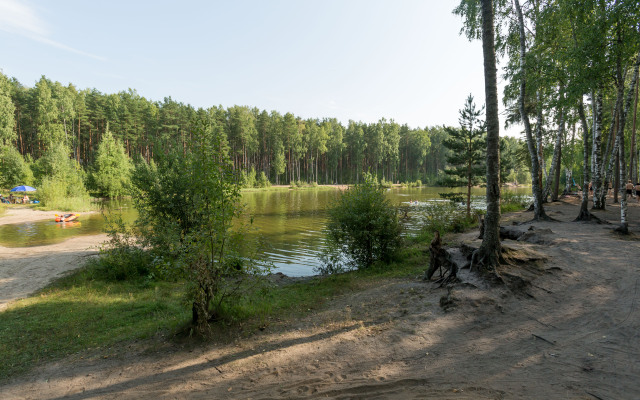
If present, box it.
[0,0,517,135]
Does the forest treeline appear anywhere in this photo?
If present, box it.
[0,73,531,189]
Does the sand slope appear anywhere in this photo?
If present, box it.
[1,197,640,399]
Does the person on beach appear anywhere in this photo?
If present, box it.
[22,195,29,204]
[635,182,640,202]
[626,180,633,197]
[8,193,14,204]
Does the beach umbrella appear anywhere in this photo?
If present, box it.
[9,185,36,192]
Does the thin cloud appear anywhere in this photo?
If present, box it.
[0,0,105,61]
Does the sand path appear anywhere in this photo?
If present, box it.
[1,196,640,399]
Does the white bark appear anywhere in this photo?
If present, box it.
[592,93,604,209]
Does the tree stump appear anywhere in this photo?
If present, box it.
[425,231,457,281]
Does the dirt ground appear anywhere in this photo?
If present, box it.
[2,196,640,399]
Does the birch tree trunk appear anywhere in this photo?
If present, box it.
[472,0,501,271]
[592,93,605,209]
[542,87,565,202]
[536,101,546,195]
[575,98,592,221]
[615,52,640,233]
[514,0,548,220]
[602,94,623,207]
[629,82,638,184]
[553,145,562,201]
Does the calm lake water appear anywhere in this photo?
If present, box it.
[0,186,531,276]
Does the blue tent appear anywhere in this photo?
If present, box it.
[9,185,36,192]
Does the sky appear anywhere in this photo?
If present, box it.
[0,0,520,136]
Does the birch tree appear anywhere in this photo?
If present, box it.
[455,0,502,270]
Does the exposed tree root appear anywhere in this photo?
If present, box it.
[425,239,549,295]
[573,209,605,223]
[614,224,630,235]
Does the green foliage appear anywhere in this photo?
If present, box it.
[0,72,16,146]
[4,72,538,190]
[89,214,152,282]
[440,94,486,188]
[256,171,271,188]
[500,192,530,213]
[240,167,257,188]
[439,192,465,203]
[33,143,91,210]
[132,118,269,332]
[90,130,132,197]
[379,177,393,188]
[36,175,92,211]
[321,174,402,273]
[414,202,477,243]
[0,145,33,188]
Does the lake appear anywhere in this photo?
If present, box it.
[0,186,531,276]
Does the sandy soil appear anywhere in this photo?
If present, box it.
[0,207,106,312]
[2,196,640,399]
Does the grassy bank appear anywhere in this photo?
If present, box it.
[0,196,527,381]
[0,247,428,382]
[1,267,420,381]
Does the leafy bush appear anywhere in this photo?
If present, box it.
[37,174,92,211]
[32,143,92,210]
[256,171,271,188]
[88,214,152,282]
[241,167,257,188]
[439,192,465,204]
[320,175,402,273]
[0,145,33,188]
[90,130,133,198]
[501,192,530,213]
[414,202,476,242]
[131,120,269,332]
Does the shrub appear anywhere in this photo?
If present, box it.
[90,130,133,198]
[0,145,33,188]
[256,171,271,188]
[88,214,152,282]
[414,201,476,242]
[241,167,257,188]
[32,143,92,210]
[131,120,269,332]
[320,175,402,273]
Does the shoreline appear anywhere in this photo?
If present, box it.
[0,206,98,227]
[2,195,640,398]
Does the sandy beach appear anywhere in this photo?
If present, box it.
[0,207,106,312]
[1,196,640,399]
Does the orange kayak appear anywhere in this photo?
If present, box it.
[55,213,79,222]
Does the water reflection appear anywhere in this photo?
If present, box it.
[0,187,531,276]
